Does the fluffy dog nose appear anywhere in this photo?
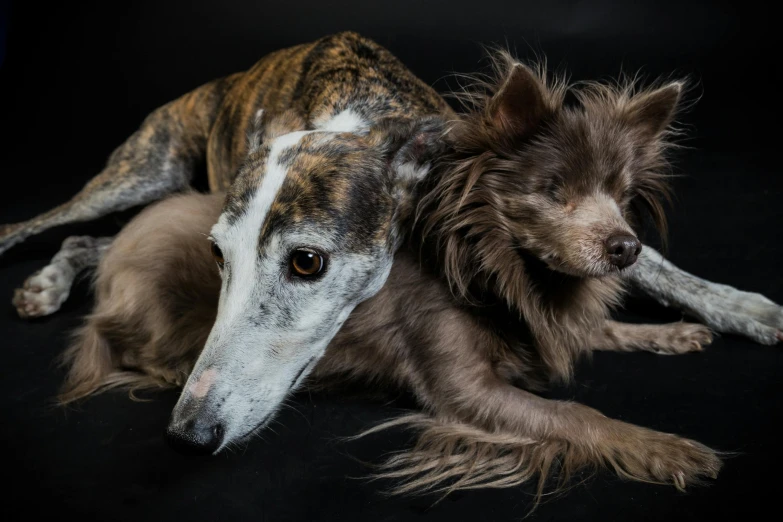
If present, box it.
[605,234,642,269]
[165,419,224,456]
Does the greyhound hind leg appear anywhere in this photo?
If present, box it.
[1,116,188,254]
[0,76,236,256]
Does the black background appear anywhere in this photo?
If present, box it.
[1,1,781,520]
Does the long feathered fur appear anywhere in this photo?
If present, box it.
[353,411,721,514]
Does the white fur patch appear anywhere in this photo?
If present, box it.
[396,161,431,183]
[313,109,368,133]
[212,130,313,231]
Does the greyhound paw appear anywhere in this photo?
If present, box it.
[736,312,783,346]
[12,265,72,318]
[678,283,783,346]
[713,291,783,346]
[749,299,783,345]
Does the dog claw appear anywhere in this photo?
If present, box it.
[673,471,687,491]
[644,323,712,355]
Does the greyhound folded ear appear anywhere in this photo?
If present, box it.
[368,116,450,248]
[383,116,450,186]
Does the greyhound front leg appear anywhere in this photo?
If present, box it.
[12,235,113,318]
[630,245,783,345]
[589,320,713,355]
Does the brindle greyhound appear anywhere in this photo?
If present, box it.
[2,32,781,496]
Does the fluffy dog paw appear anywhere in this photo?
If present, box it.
[645,434,723,490]
[646,323,713,355]
[611,426,723,490]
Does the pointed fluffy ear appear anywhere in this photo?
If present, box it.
[625,82,683,137]
[488,63,548,140]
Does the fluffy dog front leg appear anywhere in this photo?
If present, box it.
[350,295,722,500]
[589,320,713,355]
[369,368,722,501]
[630,246,783,345]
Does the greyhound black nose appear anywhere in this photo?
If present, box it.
[165,419,224,456]
[605,234,642,269]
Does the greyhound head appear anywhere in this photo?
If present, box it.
[165,109,446,453]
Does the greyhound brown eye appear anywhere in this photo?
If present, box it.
[290,250,324,278]
[211,242,224,268]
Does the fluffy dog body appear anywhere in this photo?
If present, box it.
[65,191,721,498]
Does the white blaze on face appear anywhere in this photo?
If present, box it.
[215,129,329,315]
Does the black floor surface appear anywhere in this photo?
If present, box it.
[1,1,781,520]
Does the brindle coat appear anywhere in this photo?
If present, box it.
[1,32,448,254]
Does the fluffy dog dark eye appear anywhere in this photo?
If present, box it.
[211,242,225,268]
[545,179,559,200]
[290,250,325,278]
